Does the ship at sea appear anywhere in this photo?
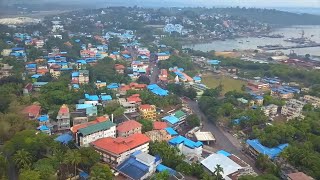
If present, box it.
[284,30,314,44]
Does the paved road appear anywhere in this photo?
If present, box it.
[150,62,159,84]
[186,100,259,172]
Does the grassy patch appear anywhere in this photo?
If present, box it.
[202,74,246,94]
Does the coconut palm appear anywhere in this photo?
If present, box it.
[13,149,32,170]
[213,164,224,180]
[64,149,82,177]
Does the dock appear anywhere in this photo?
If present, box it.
[257,43,320,51]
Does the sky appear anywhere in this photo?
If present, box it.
[1,0,320,8]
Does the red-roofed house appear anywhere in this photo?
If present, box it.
[91,133,150,166]
[117,120,142,137]
[22,105,41,120]
[139,104,156,120]
[126,94,142,104]
[56,104,71,131]
[159,69,168,82]
[153,121,167,130]
[114,64,125,74]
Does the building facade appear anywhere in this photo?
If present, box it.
[139,104,157,120]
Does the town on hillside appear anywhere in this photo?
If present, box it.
[0,6,320,180]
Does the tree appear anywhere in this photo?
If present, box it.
[33,158,56,180]
[90,163,113,180]
[138,119,153,133]
[137,75,151,85]
[152,171,170,180]
[19,169,41,180]
[213,164,224,180]
[0,153,7,179]
[64,149,82,177]
[79,147,101,171]
[13,149,33,170]
[186,114,200,128]
[239,174,279,180]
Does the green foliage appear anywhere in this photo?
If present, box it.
[167,83,197,100]
[79,147,101,171]
[19,169,41,180]
[186,114,200,128]
[137,75,151,85]
[138,119,153,133]
[13,149,33,170]
[127,90,181,108]
[33,158,56,179]
[255,154,279,175]
[263,95,285,106]
[158,55,194,71]
[159,37,182,50]
[90,163,113,180]
[152,170,170,180]
[64,149,82,176]
[0,153,7,179]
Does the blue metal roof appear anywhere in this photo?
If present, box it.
[38,125,50,131]
[31,74,42,79]
[207,60,221,65]
[217,150,231,157]
[162,116,179,125]
[246,139,288,159]
[76,104,93,110]
[165,127,178,136]
[122,54,131,59]
[193,76,201,81]
[55,133,73,144]
[84,94,99,101]
[72,72,79,77]
[33,82,48,86]
[169,136,203,149]
[26,64,36,68]
[79,172,89,179]
[37,115,49,122]
[107,83,119,89]
[117,156,149,180]
[101,95,112,101]
[73,84,80,89]
[156,164,176,175]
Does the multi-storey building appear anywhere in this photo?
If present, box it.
[139,104,156,121]
[281,99,306,120]
[117,120,142,137]
[304,95,320,108]
[56,104,71,131]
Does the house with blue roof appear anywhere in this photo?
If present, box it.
[147,84,169,96]
[164,127,178,136]
[169,135,203,156]
[107,83,119,90]
[117,150,161,180]
[246,139,288,159]
[37,115,49,125]
[271,86,300,99]
[55,133,73,144]
[76,104,98,117]
[33,82,49,91]
[193,76,201,83]
[207,60,221,65]
[162,115,180,127]
[37,125,51,135]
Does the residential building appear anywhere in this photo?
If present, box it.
[169,135,203,156]
[0,64,13,78]
[72,117,88,126]
[126,94,142,105]
[139,104,157,120]
[245,139,288,159]
[78,70,89,84]
[303,95,320,108]
[156,52,170,61]
[114,64,125,74]
[22,105,41,120]
[159,69,168,82]
[56,104,71,131]
[116,151,161,180]
[117,120,142,137]
[76,104,98,117]
[201,153,256,180]
[247,81,269,90]
[271,86,300,99]
[145,130,172,142]
[163,24,183,34]
[91,133,150,166]
[286,172,314,180]
[281,99,306,120]
[262,104,278,117]
[72,117,116,147]
[173,110,187,122]
[153,121,167,130]
[119,98,138,114]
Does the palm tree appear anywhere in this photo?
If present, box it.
[64,150,82,177]
[13,149,32,170]
[213,164,224,180]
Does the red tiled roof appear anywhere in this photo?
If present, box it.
[287,172,314,180]
[153,121,167,130]
[120,85,131,91]
[139,104,153,110]
[37,69,49,74]
[161,69,168,76]
[127,95,142,103]
[22,105,41,116]
[58,104,69,115]
[92,133,150,155]
[117,120,142,133]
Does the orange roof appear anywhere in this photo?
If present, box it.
[153,121,167,130]
[58,104,69,115]
[37,69,49,74]
[127,95,142,103]
[22,105,41,116]
[120,85,131,91]
[117,120,142,133]
[115,64,125,70]
[71,116,108,133]
[161,69,168,76]
[92,133,150,155]
[139,104,153,110]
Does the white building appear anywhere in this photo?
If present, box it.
[262,104,278,117]
[281,99,306,120]
[304,95,320,108]
[91,133,150,166]
[168,135,203,156]
[73,120,116,147]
